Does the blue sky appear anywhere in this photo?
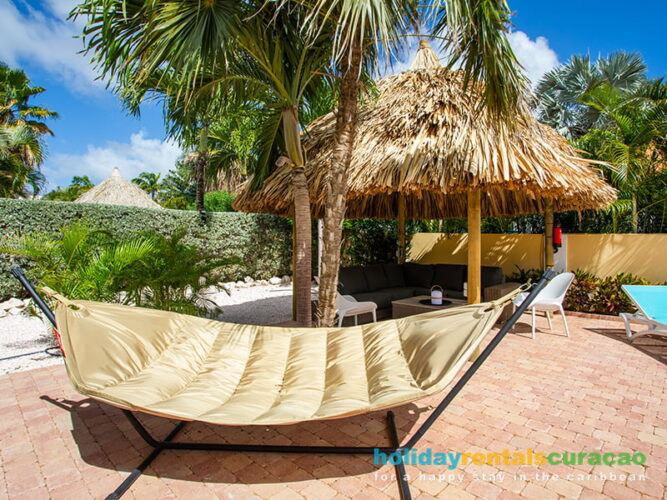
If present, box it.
[1,0,665,190]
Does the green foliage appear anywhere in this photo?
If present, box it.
[43,176,93,201]
[3,224,236,316]
[198,191,235,212]
[3,223,155,302]
[340,219,420,266]
[0,61,57,197]
[536,52,647,139]
[564,269,653,315]
[121,229,236,315]
[507,266,543,284]
[132,172,162,199]
[0,198,292,300]
[506,267,655,315]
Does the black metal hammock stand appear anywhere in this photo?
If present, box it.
[11,266,556,500]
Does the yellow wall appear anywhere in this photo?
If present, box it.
[567,234,667,283]
[409,232,667,283]
[409,233,544,277]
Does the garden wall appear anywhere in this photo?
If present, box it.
[0,199,293,300]
[409,232,667,283]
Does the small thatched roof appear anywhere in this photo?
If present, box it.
[234,40,615,219]
[75,167,162,210]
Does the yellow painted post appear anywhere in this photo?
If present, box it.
[467,190,482,305]
[398,194,406,264]
[544,198,554,269]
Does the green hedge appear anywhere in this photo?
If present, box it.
[0,199,292,300]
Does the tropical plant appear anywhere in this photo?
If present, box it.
[73,0,334,327]
[160,159,196,209]
[120,229,233,316]
[564,269,653,315]
[2,223,154,302]
[193,190,235,212]
[132,172,162,199]
[2,224,231,316]
[0,62,57,197]
[536,52,647,139]
[576,79,667,232]
[43,175,93,201]
[0,124,46,197]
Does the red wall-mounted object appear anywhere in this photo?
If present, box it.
[553,223,563,248]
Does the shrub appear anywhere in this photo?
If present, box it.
[507,266,543,284]
[564,270,652,315]
[506,266,654,316]
[202,191,235,212]
[0,198,292,300]
[3,224,237,316]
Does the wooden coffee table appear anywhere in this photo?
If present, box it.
[392,295,467,319]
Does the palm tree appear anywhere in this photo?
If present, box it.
[536,52,647,139]
[299,0,529,326]
[73,1,332,326]
[0,62,57,197]
[577,79,667,232]
[0,123,46,197]
[132,172,162,199]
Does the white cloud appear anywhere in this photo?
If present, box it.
[507,31,559,86]
[44,131,182,186]
[0,1,102,93]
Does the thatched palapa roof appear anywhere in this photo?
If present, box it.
[75,167,162,210]
[234,40,615,219]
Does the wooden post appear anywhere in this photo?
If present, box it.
[467,191,482,305]
[398,194,406,264]
[544,198,554,269]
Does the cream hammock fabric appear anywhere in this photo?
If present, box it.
[46,289,520,426]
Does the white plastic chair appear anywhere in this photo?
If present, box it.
[335,293,377,327]
[512,272,574,339]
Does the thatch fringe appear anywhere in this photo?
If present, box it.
[234,45,615,219]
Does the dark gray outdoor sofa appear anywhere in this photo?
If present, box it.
[338,263,505,318]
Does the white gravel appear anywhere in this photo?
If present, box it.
[0,313,62,376]
[0,283,302,376]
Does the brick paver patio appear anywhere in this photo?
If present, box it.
[1,313,665,499]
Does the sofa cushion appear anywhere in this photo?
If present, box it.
[364,264,390,291]
[412,287,432,297]
[432,264,466,292]
[481,266,504,288]
[352,291,393,310]
[384,287,418,301]
[382,263,406,288]
[403,263,434,288]
[338,266,368,295]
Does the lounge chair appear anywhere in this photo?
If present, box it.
[336,292,377,326]
[11,267,556,500]
[621,285,667,341]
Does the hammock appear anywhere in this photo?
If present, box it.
[44,289,515,426]
[12,266,555,500]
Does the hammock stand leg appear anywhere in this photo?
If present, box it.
[114,409,412,499]
[11,266,555,500]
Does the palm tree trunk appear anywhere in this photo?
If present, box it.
[317,40,363,327]
[293,166,312,326]
[631,195,638,232]
[196,123,209,212]
[282,107,312,327]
